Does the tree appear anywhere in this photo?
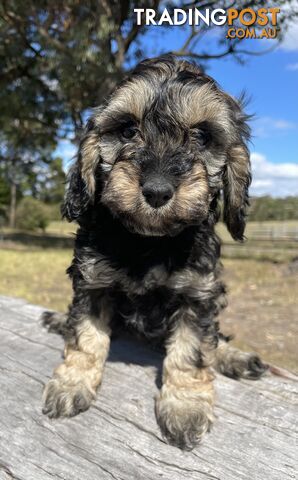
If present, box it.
[37,157,66,205]
[0,165,10,222]
[249,197,298,221]
[0,134,56,227]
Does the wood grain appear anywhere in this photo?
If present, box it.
[0,295,297,480]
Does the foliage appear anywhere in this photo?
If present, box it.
[16,197,50,232]
[46,204,63,222]
[249,196,298,221]
[37,158,66,204]
[0,167,10,217]
[0,248,72,312]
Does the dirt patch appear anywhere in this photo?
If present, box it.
[221,259,298,373]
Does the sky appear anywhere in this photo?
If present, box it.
[56,6,298,198]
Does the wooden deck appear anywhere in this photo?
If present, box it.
[0,295,297,480]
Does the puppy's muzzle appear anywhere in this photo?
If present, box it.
[142,176,174,208]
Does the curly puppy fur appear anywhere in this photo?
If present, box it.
[42,55,268,450]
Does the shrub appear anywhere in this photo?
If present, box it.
[249,196,298,221]
[16,197,50,232]
[46,203,62,222]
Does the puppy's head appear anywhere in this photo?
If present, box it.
[63,56,251,240]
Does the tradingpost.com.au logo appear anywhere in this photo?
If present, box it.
[134,7,280,40]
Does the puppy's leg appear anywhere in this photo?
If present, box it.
[156,308,215,450]
[43,295,111,418]
[42,311,68,336]
[214,335,268,380]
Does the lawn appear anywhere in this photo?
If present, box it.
[220,258,298,372]
[0,248,72,312]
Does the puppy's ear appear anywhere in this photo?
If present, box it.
[61,121,100,222]
[61,162,91,221]
[223,98,251,241]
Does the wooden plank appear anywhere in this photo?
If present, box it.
[0,295,297,480]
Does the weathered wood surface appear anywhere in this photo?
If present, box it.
[0,295,297,480]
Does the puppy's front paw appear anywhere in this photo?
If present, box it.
[42,377,94,418]
[155,387,214,450]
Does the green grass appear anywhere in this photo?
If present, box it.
[46,220,77,236]
[0,248,72,311]
[1,220,76,237]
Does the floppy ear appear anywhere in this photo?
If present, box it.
[222,93,252,241]
[61,122,100,222]
[223,143,251,241]
[61,162,92,221]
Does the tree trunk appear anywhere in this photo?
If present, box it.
[9,181,17,228]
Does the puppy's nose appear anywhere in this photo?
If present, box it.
[142,180,174,208]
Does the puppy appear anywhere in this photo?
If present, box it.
[42,55,267,450]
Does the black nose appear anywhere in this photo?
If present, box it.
[142,180,174,208]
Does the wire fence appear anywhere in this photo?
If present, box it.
[247,226,298,242]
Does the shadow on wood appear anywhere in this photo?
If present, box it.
[0,295,297,480]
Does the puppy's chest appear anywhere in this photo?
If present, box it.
[80,255,173,296]
[80,257,177,338]
[111,284,175,340]
[79,253,219,338]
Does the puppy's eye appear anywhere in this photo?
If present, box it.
[121,123,138,140]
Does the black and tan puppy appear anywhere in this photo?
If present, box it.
[42,55,267,450]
